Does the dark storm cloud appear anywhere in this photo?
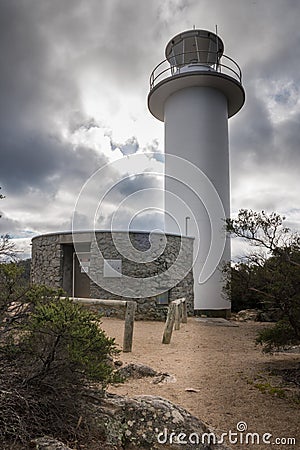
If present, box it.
[1,0,300,250]
[0,0,82,194]
[225,1,300,217]
[1,132,70,193]
[230,88,274,173]
[0,128,108,195]
[276,114,300,164]
[0,0,164,197]
[0,1,81,126]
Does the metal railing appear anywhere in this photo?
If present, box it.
[149,51,242,90]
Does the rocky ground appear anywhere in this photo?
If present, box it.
[10,316,300,449]
[101,317,300,450]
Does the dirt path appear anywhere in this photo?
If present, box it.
[101,317,300,450]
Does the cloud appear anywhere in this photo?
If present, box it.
[1,0,300,260]
[111,136,139,156]
[0,212,21,236]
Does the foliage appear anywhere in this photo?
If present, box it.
[0,356,107,449]
[22,293,120,387]
[1,283,121,386]
[224,261,267,312]
[225,209,300,351]
[256,319,299,353]
[0,188,16,261]
[0,189,122,446]
[226,209,292,251]
[0,262,30,334]
[0,277,122,447]
[0,192,30,331]
[0,235,16,261]
[16,258,31,283]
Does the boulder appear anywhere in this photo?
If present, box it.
[89,393,231,449]
[32,393,231,449]
[236,309,261,321]
[117,363,159,379]
[116,363,176,384]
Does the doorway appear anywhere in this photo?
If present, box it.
[61,244,91,297]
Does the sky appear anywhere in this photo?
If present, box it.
[0,0,300,259]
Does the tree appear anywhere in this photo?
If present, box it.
[0,188,16,261]
[0,189,28,336]
[0,262,31,336]
[224,261,267,312]
[225,209,300,352]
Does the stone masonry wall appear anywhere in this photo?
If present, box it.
[89,232,194,320]
[31,231,194,321]
[31,234,63,289]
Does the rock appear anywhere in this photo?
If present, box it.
[151,373,177,384]
[32,392,231,449]
[236,309,261,322]
[117,363,176,385]
[104,355,115,369]
[32,436,73,449]
[89,393,231,449]
[114,359,123,368]
[117,363,160,379]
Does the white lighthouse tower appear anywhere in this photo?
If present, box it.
[148,29,245,316]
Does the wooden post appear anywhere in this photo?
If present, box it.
[123,301,136,352]
[162,302,176,344]
[182,298,187,323]
[174,303,181,330]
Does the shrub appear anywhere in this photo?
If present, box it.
[256,320,299,353]
[0,286,122,448]
[225,209,300,351]
[22,294,120,387]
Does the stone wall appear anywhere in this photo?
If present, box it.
[31,234,63,288]
[89,232,194,320]
[31,231,194,321]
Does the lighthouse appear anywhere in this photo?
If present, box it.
[148,29,245,316]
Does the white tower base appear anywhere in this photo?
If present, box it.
[164,86,230,314]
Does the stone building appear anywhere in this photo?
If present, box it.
[31,231,194,320]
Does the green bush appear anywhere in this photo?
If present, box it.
[256,319,299,353]
[0,284,122,448]
[22,294,120,387]
[225,209,300,351]
[224,262,266,312]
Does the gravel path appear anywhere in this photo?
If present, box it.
[101,317,300,450]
